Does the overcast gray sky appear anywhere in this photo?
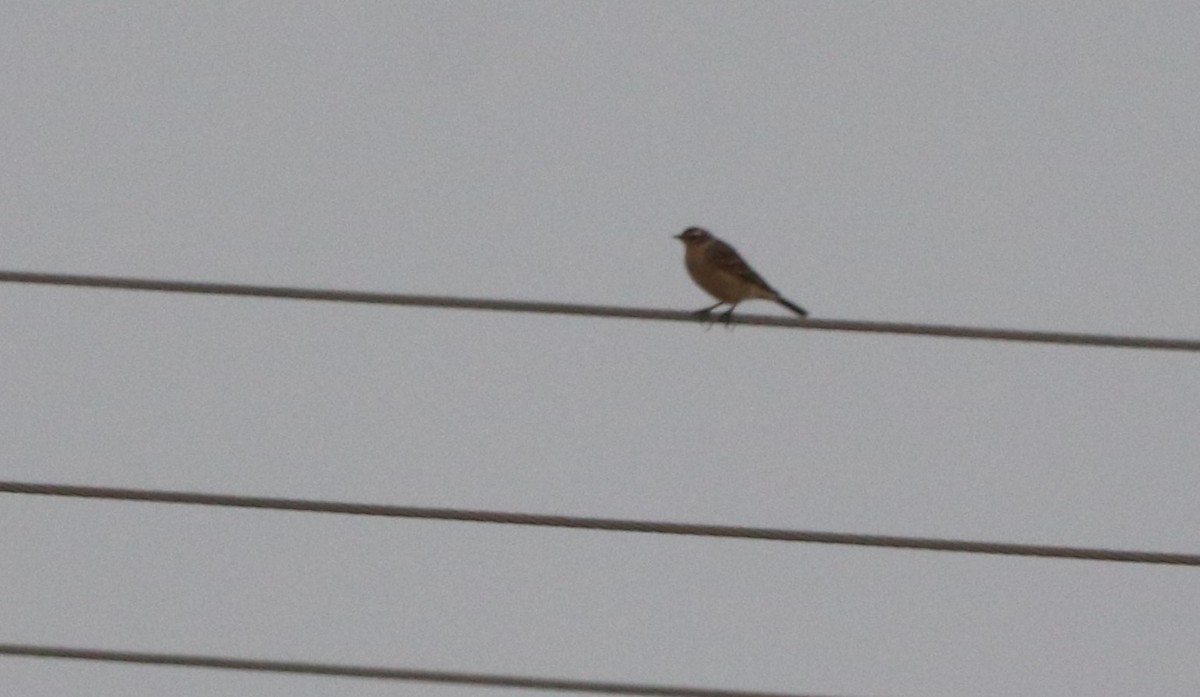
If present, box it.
[3,3,1200,696]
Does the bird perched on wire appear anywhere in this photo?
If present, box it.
[674,226,808,323]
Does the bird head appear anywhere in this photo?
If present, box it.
[674,227,712,245]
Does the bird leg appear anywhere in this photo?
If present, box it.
[694,301,725,329]
[718,303,739,330]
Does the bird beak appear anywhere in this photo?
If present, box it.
[673,232,685,240]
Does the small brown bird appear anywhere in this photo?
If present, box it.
[675,227,808,322]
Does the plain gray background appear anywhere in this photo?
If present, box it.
[3,3,1199,696]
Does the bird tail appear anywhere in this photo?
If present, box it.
[776,296,808,318]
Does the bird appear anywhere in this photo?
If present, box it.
[674,226,808,323]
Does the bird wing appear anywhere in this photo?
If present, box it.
[705,239,775,292]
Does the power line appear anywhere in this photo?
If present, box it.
[2,270,1196,351]
[4,481,1196,566]
[0,644,849,697]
